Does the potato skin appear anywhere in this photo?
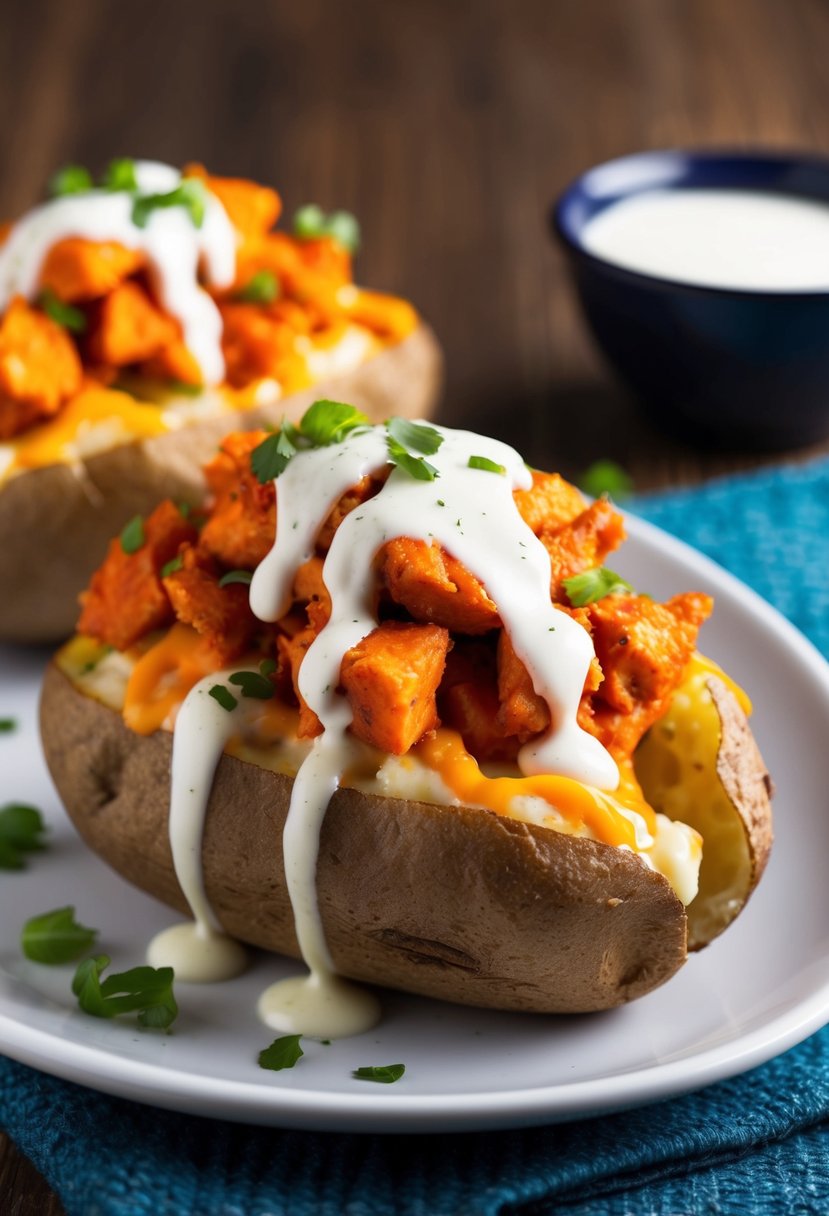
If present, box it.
[1,325,442,644]
[40,661,689,1014]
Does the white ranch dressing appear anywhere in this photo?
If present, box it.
[147,673,248,982]
[0,161,236,383]
[246,423,618,1037]
[581,188,829,291]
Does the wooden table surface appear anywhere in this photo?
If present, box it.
[2,0,829,1209]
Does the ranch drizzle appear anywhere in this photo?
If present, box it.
[0,161,236,384]
[159,423,620,1038]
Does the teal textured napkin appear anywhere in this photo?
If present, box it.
[2,455,829,1216]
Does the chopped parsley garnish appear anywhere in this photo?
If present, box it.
[102,157,138,192]
[21,906,98,964]
[72,955,178,1028]
[302,399,369,446]
[48,165,93,197]
[578,459,633,501]
[0,718,16,733]
[251,426,300,482]
[352,1063,405,1084]
[293,204,361,253]
[160,554,184,578]
[228,659,276,701]
[132,179,206,230]
[258,1034,304,1071]
[39,290,87,334]
[563,566,633,607]
[468,455,506,475]
[236,269,280,304]
[119,515,145,555]
[0,803,46,870]
[209,685,238,712]
[218,569,253,587]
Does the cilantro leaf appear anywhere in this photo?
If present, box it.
[0,803,47,870]
[49,165,93,197]
[326,210,361,253]
[119,515,145,554]
[21,906,98,964]
[578,459,633,501]
[468,455,506,475]
[386,417,443,456]
[132,179,206,230]
[228,666,275,700]
[0,718,16,733]
[236,269,279,304]
[218,569,253,587]
[251,428,298,483]
[300,399,369,446]
[386,437,439,481]
[292,203,326,240]
[39,290,87,334]
[562,567,633,607]
[102,158,138,192]
[352,1063,405,1084]
[258,1034,304,1071]
[160,554,184,578]
[72,955,178,1028]
[292,204,361,253]
[209,685,238,712]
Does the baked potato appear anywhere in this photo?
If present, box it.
[0,160,441,643]
[40,411,772,1020]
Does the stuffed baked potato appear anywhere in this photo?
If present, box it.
[40,409,772,1029]
[0,160,441,642]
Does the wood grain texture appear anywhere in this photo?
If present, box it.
[2,0,828,1209]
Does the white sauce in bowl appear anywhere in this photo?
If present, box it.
[580,188,829,291]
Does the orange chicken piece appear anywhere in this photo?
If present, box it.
[39,239,146,302]
[199,431,277,570]
[380,538,500,635]
[78,501,197,651]
[341,622,450,754]
[184,164,281,237]
[541,498,626,601]
[513,470,586,535]
[163,549,258,665]
[88,281,178,366]
[0,298,83,438]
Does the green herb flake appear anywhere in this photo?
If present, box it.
[258,1034,304,1071]
[132,178,207,230]
[160,554,184,578]
[562,567,633,608]
[301,399,369,446]
[21,906,98,964]
[218,569,253,588]
[236,269,279,304]
[326,210,361,253]
[0,803,47,870]
[39,290,87,334]
[352,1063,405,1084]
[386,417,443,456]
[292,204,361,253]
[228,668,274,700]
[208,685,238,712]
[0,718,16,733]
[293,203,327,240]
[119,515,145,555]
[468,455,506,475]
[578,459,634,502]
[49,165,93,197]
[102,157,138,192]
[251,427,299,483]
[72,955,178,1028]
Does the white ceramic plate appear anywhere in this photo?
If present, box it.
[1,514,828,1134]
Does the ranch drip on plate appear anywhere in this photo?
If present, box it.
[145,423,668,1038]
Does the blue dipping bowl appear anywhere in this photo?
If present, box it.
[552,149,829,450]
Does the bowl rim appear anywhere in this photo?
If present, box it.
[551,146,829,300]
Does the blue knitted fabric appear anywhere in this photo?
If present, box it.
[2,456,829,1216]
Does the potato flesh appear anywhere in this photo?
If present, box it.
[634,670,757,949]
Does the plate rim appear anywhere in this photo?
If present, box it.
[2,510,829,1133]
